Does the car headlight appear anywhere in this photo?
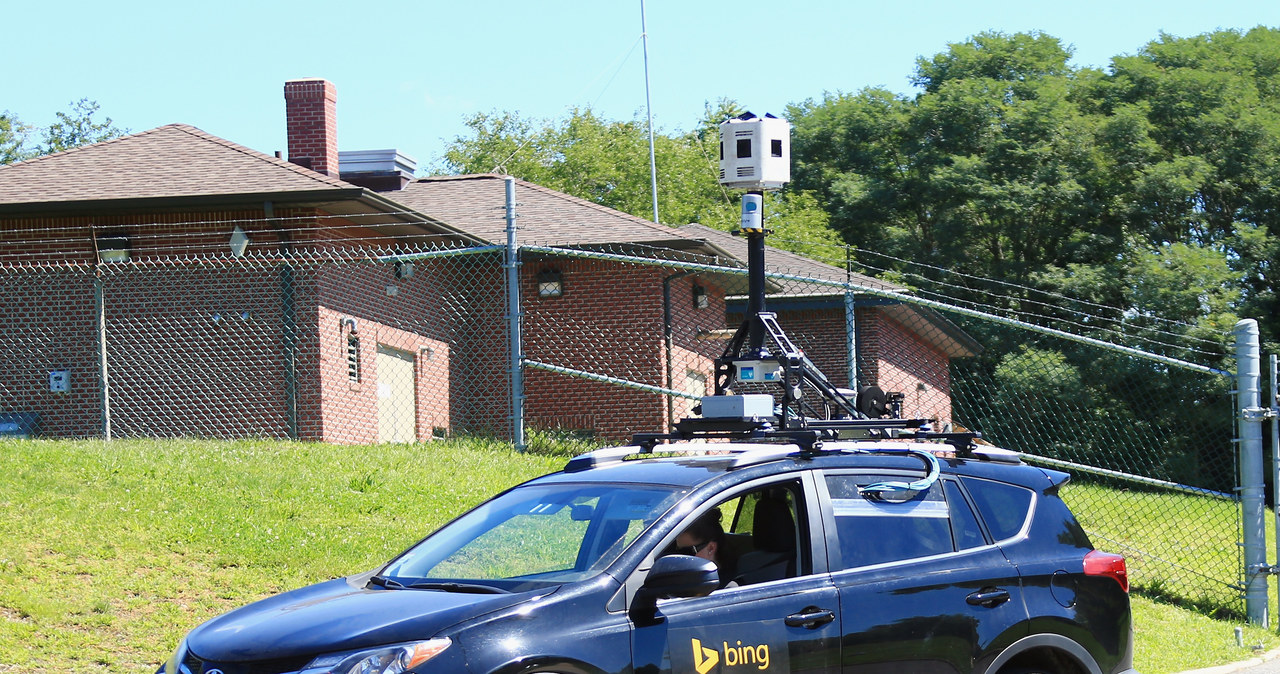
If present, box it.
[159,639,187,674]
[304,639,452,674]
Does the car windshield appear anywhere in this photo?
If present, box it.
[381,482,685,591]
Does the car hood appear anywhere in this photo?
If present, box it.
[185,575,539,662]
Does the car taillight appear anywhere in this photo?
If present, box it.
[1084,550,1129,592]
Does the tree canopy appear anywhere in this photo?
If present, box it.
[441,27,1280,355]
[0,99,125,165]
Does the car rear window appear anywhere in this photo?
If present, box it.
[959,476,1034,541]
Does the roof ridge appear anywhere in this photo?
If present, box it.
[411,173,695,242]
[0,123,355,192]
[415,173,506,183]
[0,123,182,172]
[511,177,695,241]
[165,125,354,189]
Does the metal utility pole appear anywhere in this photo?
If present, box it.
[505,177,526,451]
[1235,319,1267,626]
[640,0,660,224]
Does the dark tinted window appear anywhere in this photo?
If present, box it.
[944,480,987,550]
[960,477,1034,541]
[825,475,955,570]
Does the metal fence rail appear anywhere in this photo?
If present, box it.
[0,241,1258,616]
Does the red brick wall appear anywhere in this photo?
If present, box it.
[777,306,853,389]
[520,259,729,440]
[874,313,954,426]
[311,262,453,444]
[0,266,103,436]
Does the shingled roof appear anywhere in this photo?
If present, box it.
[0,124,356,207]
[395,174,706,248]
[0,124,479,244]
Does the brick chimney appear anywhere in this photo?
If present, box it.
[284,78,338,176]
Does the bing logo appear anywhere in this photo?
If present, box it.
[692,638,719,674]
[691,637,771,672]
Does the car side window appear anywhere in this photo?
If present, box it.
[824,474,980,570]
[944,480,988,550]
[663,480,808,589]
[958,476,1034,542]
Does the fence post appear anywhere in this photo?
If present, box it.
[93,272,112,440]
[281,264,299,439]
[505,176,525,451]
[1271,353,1279,626]
[1236,318,1267,626]
[843,246,856,389]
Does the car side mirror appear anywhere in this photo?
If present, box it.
[630,555,719,626]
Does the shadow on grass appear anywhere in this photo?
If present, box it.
[1133,579,1243,621]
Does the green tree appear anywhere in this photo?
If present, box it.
[791,32,1108,292]
[0,112,32,164]
[439,103,844,262]
[38,98,126,155]
[0,100,125,165]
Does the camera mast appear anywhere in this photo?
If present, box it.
[634,112,975,454]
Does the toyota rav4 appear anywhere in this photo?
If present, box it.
[160,437,1134,674]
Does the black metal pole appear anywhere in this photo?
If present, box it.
[745,190,767,353]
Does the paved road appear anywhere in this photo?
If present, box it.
[1180,648,1280,674]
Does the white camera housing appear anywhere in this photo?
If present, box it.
[718,114,791,189]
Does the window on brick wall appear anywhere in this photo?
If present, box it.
[685,370,708,399]
[692,283,709,309]
[96,233,131,262]
[347,334,361,382]
[537,269,564,298]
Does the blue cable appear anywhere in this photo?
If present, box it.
[857,448,941,495]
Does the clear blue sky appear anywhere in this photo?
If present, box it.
[5,0,1278,172]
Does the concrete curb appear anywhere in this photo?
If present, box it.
[1178,646,1280,674]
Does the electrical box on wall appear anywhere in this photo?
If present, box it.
[718,112,791,189]
[49,369,70,393]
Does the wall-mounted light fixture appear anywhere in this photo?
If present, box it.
[692,283,709,309]
[394,260,414,279]
[229,226,250,258]
[537,269,564,298]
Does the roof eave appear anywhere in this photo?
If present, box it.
[0,188,486,246]
[0,188,368,217]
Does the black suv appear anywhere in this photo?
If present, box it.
[160,440,1134,674]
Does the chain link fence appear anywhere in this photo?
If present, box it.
[0,240,1253,615]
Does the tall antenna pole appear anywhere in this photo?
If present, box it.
[641,0,660,224]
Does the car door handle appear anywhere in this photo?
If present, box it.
[966,588,1011,608]
[785,607,835,629]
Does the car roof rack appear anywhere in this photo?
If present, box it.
[562,443,801,473]
[629,416,980,456]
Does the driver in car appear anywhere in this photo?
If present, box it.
[672,507,738,589]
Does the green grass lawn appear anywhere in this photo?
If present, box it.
[0,438,1276,673]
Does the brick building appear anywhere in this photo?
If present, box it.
[0,78,976,442]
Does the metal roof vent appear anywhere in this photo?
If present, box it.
[338,149,418,191]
